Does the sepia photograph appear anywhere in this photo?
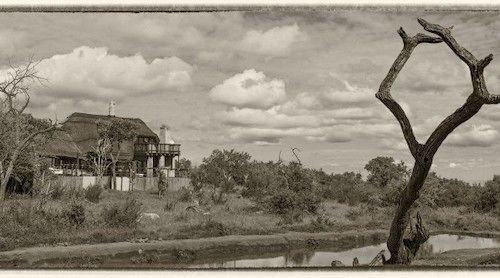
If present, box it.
[0,0,499,271]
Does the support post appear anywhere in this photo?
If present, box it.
[146,156,154,178]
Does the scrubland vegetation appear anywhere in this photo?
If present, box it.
[0,149,498,252]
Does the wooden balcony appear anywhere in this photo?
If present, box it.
[134,143,180,156]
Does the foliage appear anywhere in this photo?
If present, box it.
[50,181,65,200]
[177,158,192,178]
[95,118,137,189]
[178,187,192,202]
[64,203,86,226]
[85,183,103,203]
[315,171,376,205]
[179,218,230,238]
[473,176,500,213]
[190,149,251,204]
[258,162,321,221]
[163,198,177,211]
[102,198,142,228]
[364,156,408,188]
[158,171,169,197]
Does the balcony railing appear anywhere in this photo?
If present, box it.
[134,143,180,155]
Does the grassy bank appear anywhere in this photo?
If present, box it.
[0,189,498,252]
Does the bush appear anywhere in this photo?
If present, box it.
[308,214,335,231]
[265,189,298,215]
[102,198,142,228]
[178,187,192,202]
[345,207,363,221]
[158,171,169,197]
[179,218,230,238]
[263,189,321,222]
[50,182,65,200]
[64,203,85,226]
[163,199,177,211]
[65,185,85,200]
[85,184,103,203]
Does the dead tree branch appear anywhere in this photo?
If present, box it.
[377,18,500,264]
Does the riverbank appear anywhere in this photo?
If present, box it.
[1,229,499,268]
[415,248,500,267]
[0,229,387,268]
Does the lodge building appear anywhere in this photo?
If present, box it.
[42,102,181,183]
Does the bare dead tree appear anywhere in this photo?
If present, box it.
[291,147,301,165]
[377,18,500,264]
[0,58,58,200]
[88,138,113,185]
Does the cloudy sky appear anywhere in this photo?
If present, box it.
[2,8,500,182]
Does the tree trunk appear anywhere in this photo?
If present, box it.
[375,18,500,264]
[111,160,117,190]
[385,161,431,264]
[0,178,7,200]
[0,159,16,201]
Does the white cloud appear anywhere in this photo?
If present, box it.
[219,107,319,129]
[239,24,302,56]
[449,162,459,168]
[446,125,499,147]
[229,127,324,144]
[20,46,193,107]
[328,107,378,120]
[322,81,374,106]
[209,69,286,109]
[281,81,376,113]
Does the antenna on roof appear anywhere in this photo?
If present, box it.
[108,100,116,116]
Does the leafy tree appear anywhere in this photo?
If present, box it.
[474,176,500,213]
[192,149,251,204]
[364,156,408,188]
[95,118,136,190]
[243,161,284,201]
[177,157,192,177]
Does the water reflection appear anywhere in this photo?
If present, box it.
[188,234,500,268]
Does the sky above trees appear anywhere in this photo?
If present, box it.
[1,8,500,182]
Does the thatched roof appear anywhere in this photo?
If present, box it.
[42,112,158,160]
[43,129,83,158]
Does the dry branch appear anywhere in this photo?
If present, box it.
[377,18,500,264]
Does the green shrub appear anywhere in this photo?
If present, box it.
[64,203,86,226]
[102,198,142,228]
[85,184,103,203]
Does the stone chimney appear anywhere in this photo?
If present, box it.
[160,124,175,144]
[108,100,116,116]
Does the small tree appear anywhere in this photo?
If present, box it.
[86,137,112,185]
[377,18,500,264]
[0,59,58,200]
[194,149,251,204]
[96,118,136,190]
[364,156,408,188]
